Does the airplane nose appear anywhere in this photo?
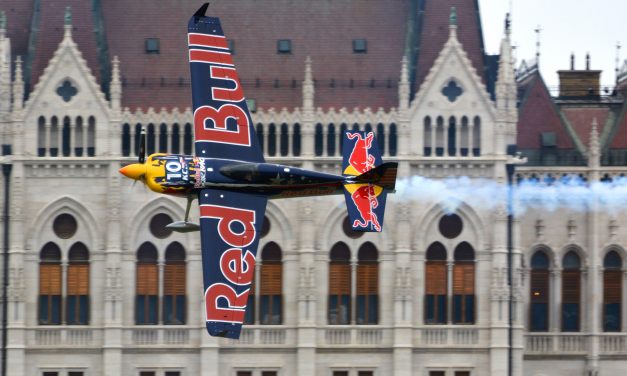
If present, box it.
[119,163,146,181]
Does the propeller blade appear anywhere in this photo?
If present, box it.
[138,127,146,163]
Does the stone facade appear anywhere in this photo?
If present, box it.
[0,6,625,376]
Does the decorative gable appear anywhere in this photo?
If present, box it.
[407,24,497,157]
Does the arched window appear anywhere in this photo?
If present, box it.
[163,242,186,325]
[171,123,180,154]
[134,123,142,157]
[453,242,475,324]
[280,123,289,156]
[50,116,59,157]
[67,242,89,325]
[268,123,277,156]
[136,242,159,324]
[146,124,156,155]
[389,123,397,156]
[292,123,301,156]
[448,116,456,156]
[315,123,323,156]
[376,123,385,155]
[183,123,193,155]
[339,123,347,154]
[460,116,469,156]
[562,251,581,331]
[425,242,447,324]
[260,242,282,324]
[87,116,96,156]
[256,123,264,153]
[327,124,336,156]
[472,116,481,156]
[435,116,444,157]
[39,242,62,324]
[352,123,360,131]
[604,250,622,331]
[328,242,351,325]
[62,116,71,156]
[38,116,46,156]
[121,123,130,156]
[159,123,168,153]
[423,117,432,156]
[357,242,378,324]
[530,250,550,331]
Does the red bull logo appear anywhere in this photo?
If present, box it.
[345,183,383,232]
[344,132,376,176]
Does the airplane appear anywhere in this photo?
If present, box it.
[119,3,398,339]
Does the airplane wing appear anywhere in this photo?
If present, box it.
[198,188,266,339]
[188,4,264,163]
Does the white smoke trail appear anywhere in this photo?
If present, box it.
[392,175,627,215]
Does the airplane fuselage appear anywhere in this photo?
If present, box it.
[121,153,352,199]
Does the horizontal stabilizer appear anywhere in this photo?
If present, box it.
[353,162,398,190]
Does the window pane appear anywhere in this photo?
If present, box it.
[43,372,59,376]
[244,294,254,324]
[139,372,156,376]
[604,303,621,331]
[562,303,579,332]
[429,372,445,376]
[358,372,374,376]
[69,372,84,376]
[262,372,278,376]
[165,372,181,376]
[333,372,349,376]
[236,372,252,376]
[531,303,548,331]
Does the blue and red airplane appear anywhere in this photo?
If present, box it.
[119,3,397,339]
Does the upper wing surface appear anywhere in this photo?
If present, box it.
[198,188,266,339]
[188,9,264,162]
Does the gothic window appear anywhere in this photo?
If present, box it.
[62,116,71,156]
[66,242,89,325]
[339,123,347,154]
[448,116,456,156]
[530,250,550,331]
[435,116,444,156]
[260,242,282,325]
[460,116,469,156]
[256,124,265,153]
[365,123,372,133]
[342,216,364,239]
[376,123,385,155]
[292,123,301,156]
[425,242,447,324]
[603,250,622,331]
[389,123,397,156]
[315,123,323,156]
[39,242,62,325]
[50,116,59,157]
[150,213,173,239]
[183,123,193,155]
[472,116,481,156]
[562,251,581,331]
[134,124,142,156]
[136,242,159,325]
[87,116,96,156]
[328,242,351,325]
[352,123,360,131]
[280,123,289,156]
[327,124,336,156]
[159,123,168,153]
[423,116,432,156]
[163,242,186,325]
[442,80,463,102]
[268,123,277,156]
[171,123,180,154]
[146,124,156,155]
[453,242,475,324]
[439,213,463,239]
[122,123,131,156]
[356,242,378,324]
[74,116,84,157]
[38,116,46,156]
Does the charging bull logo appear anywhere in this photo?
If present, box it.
[344,132,376,175]
[345,183,383,232]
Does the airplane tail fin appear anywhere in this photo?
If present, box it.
[341,131,397,232]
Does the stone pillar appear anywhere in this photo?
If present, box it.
[296,199,316,376]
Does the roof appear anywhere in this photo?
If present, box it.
[561,107,610,148]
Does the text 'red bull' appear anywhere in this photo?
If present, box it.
[201,205,256,324]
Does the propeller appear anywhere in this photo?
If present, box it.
[138,127,146,164]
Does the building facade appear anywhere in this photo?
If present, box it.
[0,1,626,376]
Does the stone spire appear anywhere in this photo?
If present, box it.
[0,10,6,40]
[495,13,518,141]
[64,6,72,39]
[448,7,458,38]
[110,56,121,111]
[0,48,9,115]
[589,118,600,166]
[302,56,314,114]
[12,56,24,112]
[398,55,409,111]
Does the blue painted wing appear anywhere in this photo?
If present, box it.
[198,188,266,339]
[188,9,264,163]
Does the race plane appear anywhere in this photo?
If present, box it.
[119,3,398,339]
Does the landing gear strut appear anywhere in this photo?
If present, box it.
[166,194,201,233]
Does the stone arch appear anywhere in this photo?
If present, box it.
[28,195,101,253]
[528,244,556,269]
[602,244,627,263]
[559,243,588,269]
[415,201,484,254]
